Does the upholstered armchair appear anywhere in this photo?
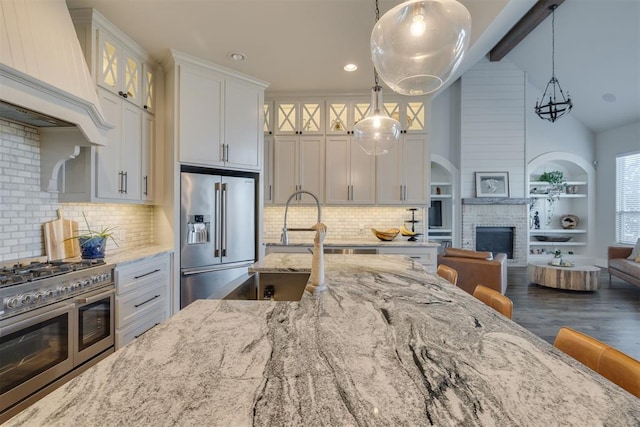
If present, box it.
[437,248,508,295]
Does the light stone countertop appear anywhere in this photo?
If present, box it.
[6,254,639,426]
[103,244,173,266]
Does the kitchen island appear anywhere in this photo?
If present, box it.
[6,255,639,426]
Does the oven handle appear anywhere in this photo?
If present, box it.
[1,303,74,336]
[75,288,115,305]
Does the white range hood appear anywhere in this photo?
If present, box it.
[0,0,112,191]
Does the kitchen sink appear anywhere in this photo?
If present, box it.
[221,272,311,301]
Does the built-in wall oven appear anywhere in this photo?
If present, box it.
[0,260,114,422]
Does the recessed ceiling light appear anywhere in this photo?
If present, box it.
[344,63,358,72]
[602,93,616,103]
[228,52,246,61]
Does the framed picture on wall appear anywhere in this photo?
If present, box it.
[475,172,509,197]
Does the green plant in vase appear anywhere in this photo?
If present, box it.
[66,212,118,259]
[539,171,565,227]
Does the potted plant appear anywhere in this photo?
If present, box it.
[67,213,118,259]
[539,171,566,226]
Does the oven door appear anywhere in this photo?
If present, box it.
[74,287,115,366]
[0,301,74,415]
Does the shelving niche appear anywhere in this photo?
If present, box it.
[527,154,595,263]
[428,157,459,251]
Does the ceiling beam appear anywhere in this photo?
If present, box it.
[489,0,565,62]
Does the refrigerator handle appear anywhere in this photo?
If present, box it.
[221,182,227,257]
[214,182,221,257]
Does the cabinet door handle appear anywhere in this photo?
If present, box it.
[144,176,148,196]
[133,268,161,279]
[124,171,128,194]
[118,91,128,99]
[268,185,272,201]
[118,171,124,193]
[134,294,161,308]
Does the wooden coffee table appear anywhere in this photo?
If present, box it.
[527,263,600,291]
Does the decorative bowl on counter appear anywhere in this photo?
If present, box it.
[371,228,400,241]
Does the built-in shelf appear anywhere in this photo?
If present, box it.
[531,229,586,234]
[529,181,587,186]
[431,194,452,199]
[530,194,586,199]
[529,242,587,246]
[431,181,451,186]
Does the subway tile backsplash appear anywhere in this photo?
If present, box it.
[0,119,154,262]
[264,206,426,241]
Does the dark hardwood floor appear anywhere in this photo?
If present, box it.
[505,267,640,360]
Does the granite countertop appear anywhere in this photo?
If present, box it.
[103,244,173,266]
[264,237,440,247]
[7,255,639,426]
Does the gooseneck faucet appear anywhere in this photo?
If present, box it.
[281,190,322,245]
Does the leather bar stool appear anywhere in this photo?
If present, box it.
[436,264,458,285]
[554,327,640,397]
[472,284,513,319]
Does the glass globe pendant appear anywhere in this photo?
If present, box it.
[371,0,471,96]
[354,85,401,155]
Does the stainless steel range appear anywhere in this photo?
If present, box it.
[0,258,115,422]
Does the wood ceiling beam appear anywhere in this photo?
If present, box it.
[489,0,565,62]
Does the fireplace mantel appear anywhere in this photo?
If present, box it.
[462,198,532,205]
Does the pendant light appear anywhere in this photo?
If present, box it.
[354,0,402,156]
[534,5,573,122]
[371,0,471,96]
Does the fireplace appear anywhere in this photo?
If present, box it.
[476,227,514,259]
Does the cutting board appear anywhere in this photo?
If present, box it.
[43,209,80,261]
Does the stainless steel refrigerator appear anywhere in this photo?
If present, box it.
[180,170,256,308]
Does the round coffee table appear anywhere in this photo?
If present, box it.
[527,263,600,291]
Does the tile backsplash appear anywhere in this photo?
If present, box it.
[264,206,426,241]
[0,119,154,262]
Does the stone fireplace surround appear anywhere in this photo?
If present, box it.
[461,198,531,267]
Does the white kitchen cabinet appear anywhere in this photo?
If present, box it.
[63,9,158,204]
[325,98,370,135]
[95,88,141,200]
[377,134,429,205]
[274,100,324,136]
[384,97,429,133]
[264,100,274,136]
[115,254,171,349]
[141,111,155,202]
[264,135,274,204]
[273,136,324,204]
[96,27,143,107]
[174,55,265,171]
[377,246,437,272]
[177,65,223,166]
[325,136,375,204]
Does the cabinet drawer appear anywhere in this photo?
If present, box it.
[378,247,436,267]
[116,280,167,328]
[115,255,170,295]
[116,309,167,349]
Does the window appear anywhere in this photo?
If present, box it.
[616,151,640,244]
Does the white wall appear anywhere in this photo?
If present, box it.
[460,58,526,198]
[594,120,640,262]
[525,81,594,163]
[430,80,461,170]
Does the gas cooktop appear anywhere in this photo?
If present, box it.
[0,259,106,288]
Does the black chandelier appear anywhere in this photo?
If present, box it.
[534,4,572,123]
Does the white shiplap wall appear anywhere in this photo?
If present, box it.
[461,58,526,198]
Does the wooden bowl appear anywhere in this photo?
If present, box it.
[371,228,400,241]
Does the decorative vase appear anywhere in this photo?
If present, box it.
[561,214,579,229]
[79,236,107,259]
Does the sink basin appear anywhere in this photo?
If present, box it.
[222,272,311,301]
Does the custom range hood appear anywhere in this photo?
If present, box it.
[0,0,112,191]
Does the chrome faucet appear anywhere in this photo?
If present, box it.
[281,190,322,245]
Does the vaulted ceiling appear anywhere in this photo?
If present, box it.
[65,0,640,134]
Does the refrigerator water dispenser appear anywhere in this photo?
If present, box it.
[186,215,210,244]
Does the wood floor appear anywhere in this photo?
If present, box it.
[505,267,640,360]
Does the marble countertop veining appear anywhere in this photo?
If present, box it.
[6,255,639,426]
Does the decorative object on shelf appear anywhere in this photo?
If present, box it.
[475,172,509,197]
[534,236,572,242]
[436,186,441,195]
[331,119,345,132]
[371,227,400,241]
[534,4,573,123]
[561,214,579,229]
[539,170,565,187]
[354,0,401,156]
[534,211,541,229]
[539,170,565,226]
[371,0,471,96]
[65,212,118,259]
[565,185,578,194]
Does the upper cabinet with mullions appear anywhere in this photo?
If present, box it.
[383,97,429,133]
[275,100,324,135]
[325,99,370,135]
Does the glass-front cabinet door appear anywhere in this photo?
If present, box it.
[142,63,155,113]
[384,98,428,133]
[97,29,142,107]
[326,99,370,135]
[263,101,273,135]
[275,100,323,135]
